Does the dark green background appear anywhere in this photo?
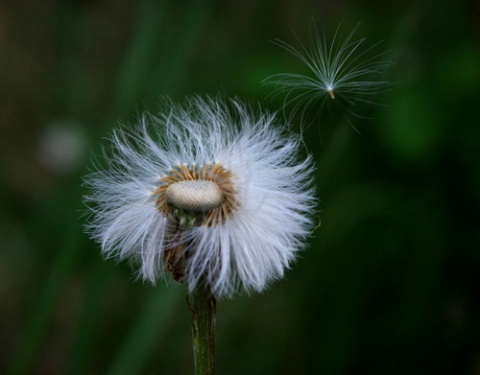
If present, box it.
[2,1,479,374]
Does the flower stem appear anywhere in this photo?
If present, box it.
[189,284,216,375]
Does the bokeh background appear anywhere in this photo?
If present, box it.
[2,0,480,374]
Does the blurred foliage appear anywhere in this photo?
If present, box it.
[1,0,479,374]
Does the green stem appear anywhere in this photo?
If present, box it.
[189,285,216,375]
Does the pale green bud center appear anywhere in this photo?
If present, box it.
[166,180,223,212]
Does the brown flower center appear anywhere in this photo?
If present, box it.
[153,163,238,227]
[153,163,238,282]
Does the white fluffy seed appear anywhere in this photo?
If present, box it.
[166,180,223,212]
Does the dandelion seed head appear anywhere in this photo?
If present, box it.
[84,96,316,298]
